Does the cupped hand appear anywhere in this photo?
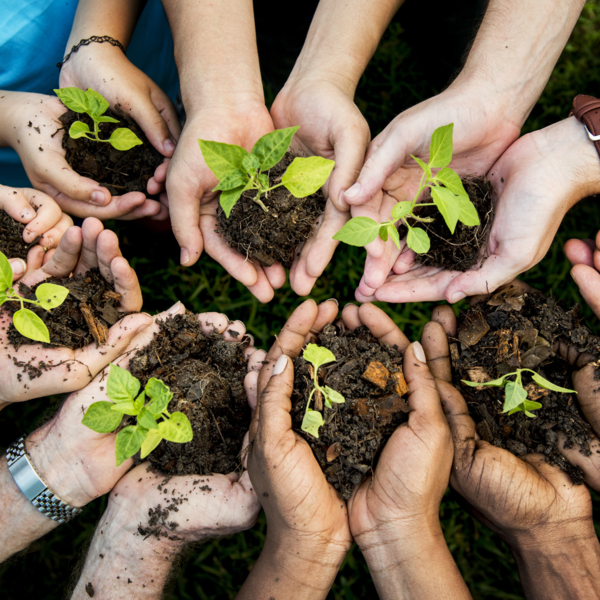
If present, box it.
[271,78,370,295]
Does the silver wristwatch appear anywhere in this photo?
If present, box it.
[6,436,83,524]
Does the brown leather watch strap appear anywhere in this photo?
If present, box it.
[572,95,600,156]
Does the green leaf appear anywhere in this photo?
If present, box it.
[456,195,480,227]
[431,187,460,234]
[95,115,120,124]
[333,217,380,247]
[503,381,529,413]
[251,127,299,171]
[242,153,260,175]
[146,378,173,417]
[13,308,50,343]
[530,373,576,394]
[282,156,335,198]
[115,426,146,466]
[107,363,140,404]
[198,139,249,181]
[108,128,143,151]
[82,401,122,433]
[220,185,246,218]
[391,201,413,222]
[410,154,432,178]
[258,173,269,190]
[140,428,163,459]
[69,121,91,139]
[388,224,401,249]
[133,390,146,413]
[110,400,138,416]
[435,167,466,196]
[54,87,93,114]
[406,227,430,254]
[379,225,388,242]
[158,412,193,443]
[323,386,345,404]
[35,283,69,310]
[523,400,543,412]
[0,251,13,291]
[301,409,324,438]
[85,88,109,116]
[303,343,336,371]
[137,406,159,430]
[462,374,509,388]
[429,123,454,168]
[212,170,248,192]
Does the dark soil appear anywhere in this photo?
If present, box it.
[0,209,36,259]
[399,176,494,271]
[292,322,408,500]
[216,152,326,268]
[129,313,251,476]
[451,285,600,484]
[59,107,163,196]
[6,269,123,350]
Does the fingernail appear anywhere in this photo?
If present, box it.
[21,208,35,220]
[326,298,339,306]
[344,182,361,198]
[180,248,190,265]
[344,302,356,309]
[167,301,181,314]
[272,354,288,376]
[450,292,466,304]
[337,193,348,210]
[164,138,176,153]
[10,259,26,277]
[91,191,106,205]
[43,237,54,251]
[413,341,426,363]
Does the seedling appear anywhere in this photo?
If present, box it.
[198,127,335,217]
[54,87,143,151]
[0,251,68,343]
[462,369,576,417]
[333,123,480,254]
[300,344,346,438]
[82,364,193,466]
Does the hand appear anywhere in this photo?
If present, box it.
[0,92,165,220]
[271,78,370,295]
[565,228,600,319]
[0,217,144,408]
[154,103,283,303]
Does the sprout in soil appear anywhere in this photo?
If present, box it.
[333,123,480,254]
[82,364,193,466]
[462,369,576,418]
[301,343,346,438]
[0,251,69,343]
[54,87,143,151]
[198,127,335,217]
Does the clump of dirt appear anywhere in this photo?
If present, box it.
[292,322,408,500]
[399,177,494,271]
[216,152,325,268]
[6,269,123,349]
[0,209,36,259]
[451,285,599,484]
[129,313,251,476]
[59,107,163,196]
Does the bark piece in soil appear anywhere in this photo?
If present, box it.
[59,107,162,196]
[5,269,122,350]
[128,313,251,476]
[451,285,600,484]
[399,177,494,271]
[216,152,326,268]
[292,322,407,500]
[0,209,37,259]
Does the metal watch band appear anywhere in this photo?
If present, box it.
[571,95,600,156]
[6,437,83,524]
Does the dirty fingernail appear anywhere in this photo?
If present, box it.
[10,259,26,277]
[326,298,339,306]
[413,341,426,363]
[180,248,190,265]
[167,301,181,314]
[21,208,35,220]
[272,354,288,376]
[450,292,466,304]
[164,138,176,153]
[91,191,106,205]
[344,182,361,198]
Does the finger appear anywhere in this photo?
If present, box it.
[571,264,600,319]
[38,212,73,251]
[25,245,45,274]
[223,320,246,342]
[263,263,287,290]
[111,256,143,312]
[355,275,377,303]
[374,268,459,303]
[564,238,595,267]
[520,453,577,488]
[304,299,339,344]
[52,191,155,220]
[431,305,457,337]
[392,245,416,275]
[197,312,228,334]
[573,363,600,436]
[95,228,122,282]
[358,303,410,351]
[115,200,165,221]
[9,258,27,281]
[74,217,104,275]
[147,161,169,196]
[556,432,600,491]
[421,321,452,383]
[0,186,37,223]
[248,349,267,372]
[362,241,399,290]
[19,189,64,243]
[37,226,82,280]
[245,370,259,412]
[246,264,275,304]
[341,303,361,330]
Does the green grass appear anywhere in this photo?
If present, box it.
[2,4,600,598]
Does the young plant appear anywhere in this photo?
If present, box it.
[300,343,346,438]
[333,123,480,254]
[82,364,193,466]
[198,127,335,217]
[462,369,576,418]
[0,251,68,343]
[54,87,143,151]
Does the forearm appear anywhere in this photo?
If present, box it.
[287,0,404,95]
[162,0,264,113]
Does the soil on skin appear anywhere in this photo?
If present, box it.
[216,152,326,268]
[292,322,408,500]
[451,285,600,484]
[59,107,162,196]
[0,209,36,260]
[399,177,494,272]
[129,313,251,476]
[6,269,123,350]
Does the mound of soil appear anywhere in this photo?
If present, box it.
[216,152,325,268]
[451,285,600,484]
[0,209,35,259]
[399,177,494,271]
[292,322,408,500]
[129,313,251,476]
[6,269,123,350]
[59,107,162,196]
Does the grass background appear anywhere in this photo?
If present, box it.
[2,1,600,598]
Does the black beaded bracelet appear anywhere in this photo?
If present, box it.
[57,35,125,69]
